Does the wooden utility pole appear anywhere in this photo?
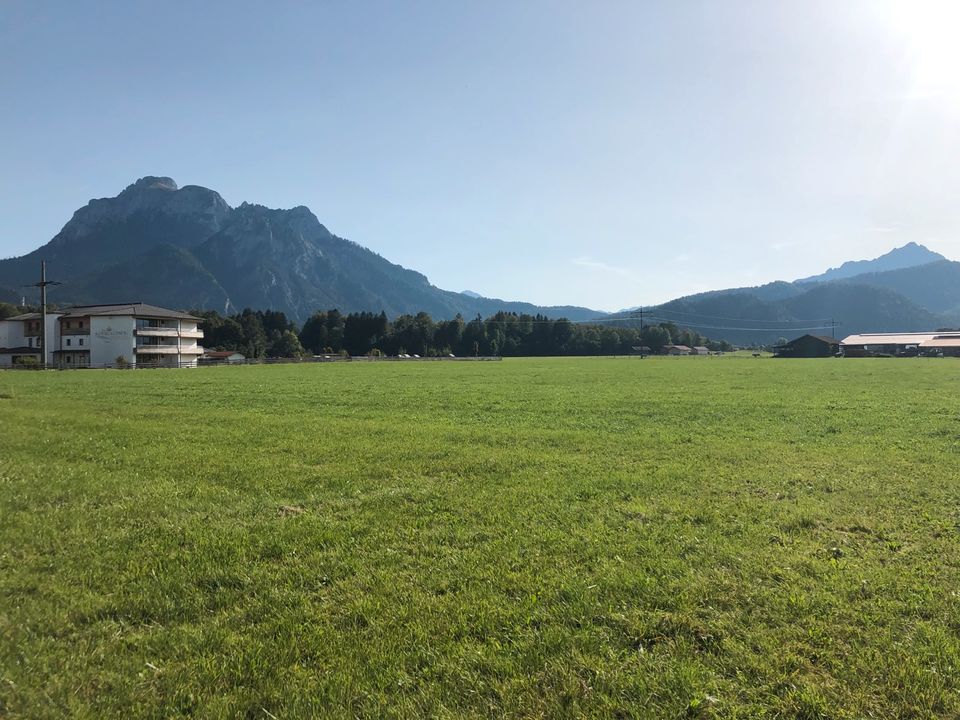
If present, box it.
[638,307,646,358]
[30,261,61,369]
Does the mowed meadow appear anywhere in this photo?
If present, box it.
[1,357,959,719]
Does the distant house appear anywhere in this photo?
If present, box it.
[691,346,710,355]
[773,334,839,358]
[201,350,245,364]
[663,344,691,356]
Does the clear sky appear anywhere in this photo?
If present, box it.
[2,1,959,311]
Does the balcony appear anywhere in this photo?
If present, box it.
[136,328,179,337]
[61,328,91,336]
[135,345,179,354]
[134,344,205,355]
[179,330,204,339]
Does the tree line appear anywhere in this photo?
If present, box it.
[193,308,733,358]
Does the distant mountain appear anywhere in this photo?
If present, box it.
[604,243,956,345]
[605,282,942,346]
[0,177,604,323]
[834,259,960,316]
[796,242,945,283]
[460,290,483,299]
[67,243,232,310]
[0,177,231,289]
[657,279,806,306]
[0,287,18,305]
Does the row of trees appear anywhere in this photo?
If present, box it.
[194,308,733,358]
[1,301,732,357]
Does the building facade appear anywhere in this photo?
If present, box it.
[773,334,839,358]
[1,303,204,368]
[0,312,63,366]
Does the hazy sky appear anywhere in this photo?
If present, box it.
[2,1,960,311]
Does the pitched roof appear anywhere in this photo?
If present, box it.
[203,350,244,358]
[840,332,950,345]
[921,337,960,348]
[6,312,65,321]
[60,303,200,320]
[782,334,837,345]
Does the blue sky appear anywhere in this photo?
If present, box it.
[2,1,959,311]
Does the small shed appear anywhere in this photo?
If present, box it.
[663,344,691,356]
[201,350,246,364]
[691,346,710,355]
[773,334,838,358]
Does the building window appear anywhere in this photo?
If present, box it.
[66,339,71,346]
[79,321,84,329]
[67,356,72,363]
[79,339,84,346]
[27,338,32,347]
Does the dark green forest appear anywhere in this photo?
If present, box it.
[193,308,733,358]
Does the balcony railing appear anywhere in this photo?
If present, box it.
[136,337,178,345]
[134,345,205,355]
[135,328,179,337]
[135,346,180,354]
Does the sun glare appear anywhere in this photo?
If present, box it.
[888,0,960,102]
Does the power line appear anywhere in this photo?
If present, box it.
[584,314,831,328]
[608,306,833,324]
[643,317,837,332]
[400,314,839,334]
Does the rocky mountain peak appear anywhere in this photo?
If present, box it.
[797,242,947,284]
[0,175,605,324]
[122,176,179,194]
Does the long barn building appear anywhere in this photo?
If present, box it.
[840,332,960,357]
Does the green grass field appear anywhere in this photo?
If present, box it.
[2,357,959,718]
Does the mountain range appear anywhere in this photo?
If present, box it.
[0,177,603,323]
[794,241,947,283]
[605,243,960,345]
[2,177,958,345]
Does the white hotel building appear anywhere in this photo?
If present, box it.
[0,303,204,368]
